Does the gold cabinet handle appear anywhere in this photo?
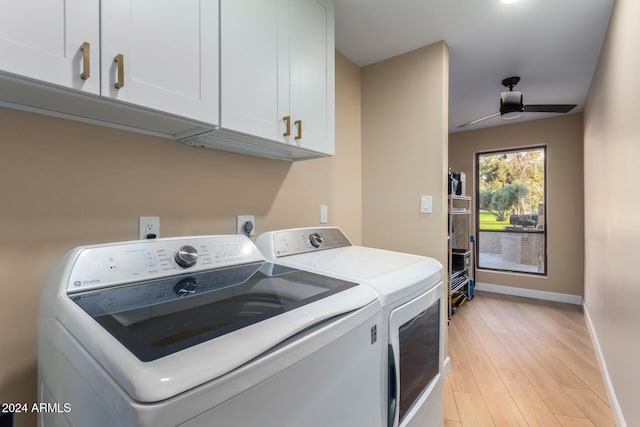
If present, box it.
[114,54,124,89]
[283,116,291,137]
[294,119,302,140]
[80,42,90,80]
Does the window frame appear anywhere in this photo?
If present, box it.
[475,145,548,276]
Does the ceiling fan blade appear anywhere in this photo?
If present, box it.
[457,112,500,128]
[523,104,577,113]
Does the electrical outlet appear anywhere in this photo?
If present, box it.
[139,216,160,239]
[236,215,255,236]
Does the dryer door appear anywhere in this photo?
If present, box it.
[388,282,443,427]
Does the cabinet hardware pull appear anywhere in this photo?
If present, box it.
[80,42,90,80]
[294,120,302,140]
[114,54,124,89]
[283,116,291,137]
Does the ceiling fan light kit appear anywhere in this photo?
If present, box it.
[457,76,577,129]
[500,91,524,119]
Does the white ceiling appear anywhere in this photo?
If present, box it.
[334,0,614,133]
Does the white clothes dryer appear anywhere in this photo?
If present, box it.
[257,227,445,427]
[38,235,383,427]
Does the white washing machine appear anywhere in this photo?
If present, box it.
[38,235,383,427]
[257,227,445,427]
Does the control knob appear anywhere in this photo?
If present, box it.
[174,245,198,268]
[309,233,323,248]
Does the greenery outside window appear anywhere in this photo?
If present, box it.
[476,146,547,275]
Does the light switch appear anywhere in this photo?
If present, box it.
[420,196,432,214]
[320,205,328,223]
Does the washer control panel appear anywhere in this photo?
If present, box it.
[271,227,352,257]
[66,235,264,293]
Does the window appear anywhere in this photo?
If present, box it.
[476,147,546,275]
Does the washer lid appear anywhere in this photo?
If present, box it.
[61,263,378,402]
[71,263,361,362]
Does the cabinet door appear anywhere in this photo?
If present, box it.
[0,0,99,94]
[220,0,286,142]
[101,0,218,125]
[288,0,335,154]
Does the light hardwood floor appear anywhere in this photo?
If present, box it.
[444,291,615,427]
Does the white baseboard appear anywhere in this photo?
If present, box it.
[474,282,583,305]
[583,304,626,427]
[443,355,451,379]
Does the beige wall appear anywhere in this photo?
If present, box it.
[583,0,640,424]
[0,51,361,426]
[360,41,450,371]
[449,113,585,297]
[361,41,449,266]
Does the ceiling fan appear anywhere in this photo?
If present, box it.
[457,76,577,128]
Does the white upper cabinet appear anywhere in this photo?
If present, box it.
[1,0,332,159]
[0,0,100,94]
[1,0,218,130]
[220,0,281,142]
[288,0,334,154]
[220,0,335,156]
[101,0,219,124]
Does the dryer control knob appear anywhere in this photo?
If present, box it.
[175,245,198,268]
[309,233,323,248]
